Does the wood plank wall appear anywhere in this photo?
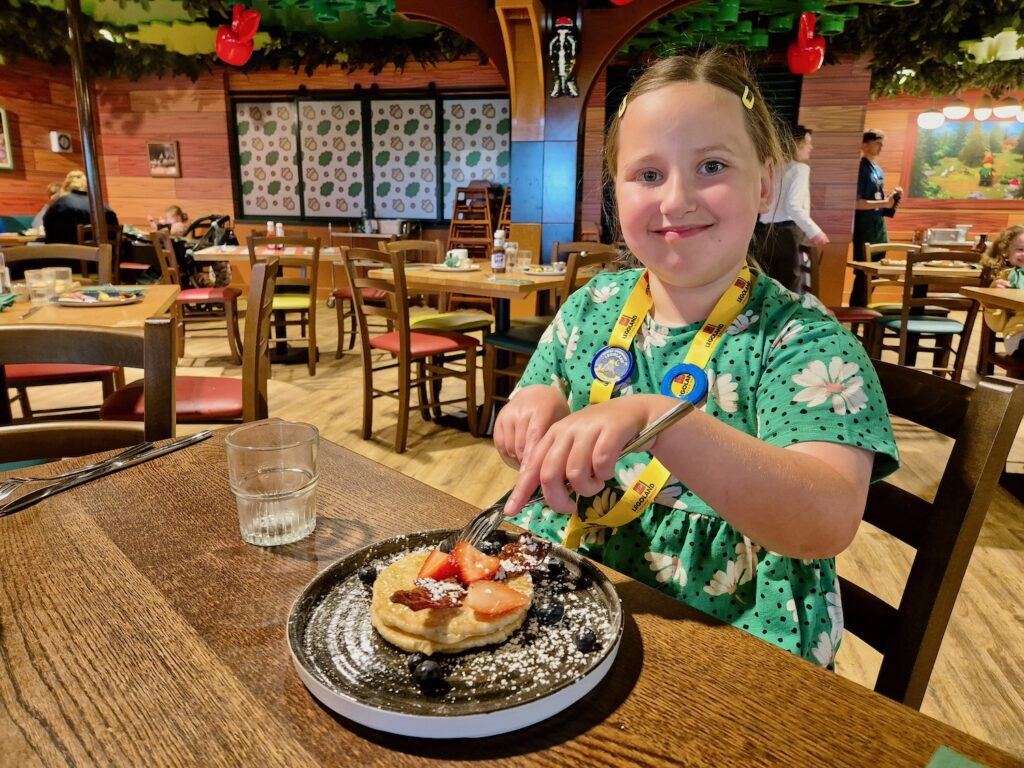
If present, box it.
[0,61,83,216]
[580,71,606,237]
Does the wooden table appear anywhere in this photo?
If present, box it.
[0,284,180,328]
[846,259,983,283]
[368,263,568,333]
[0,233,44,246]
[960,286,1024,313]
[1,433,1019,767]
[193,244,344,263]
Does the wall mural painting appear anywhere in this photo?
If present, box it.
[910,120,1024,201]
[369,99,437,220]
[235,101,301,217]
[442,99,510,219]
[298,100,365,218]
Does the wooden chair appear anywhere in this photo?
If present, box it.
[3,243,112,285]
[329,234,393,355]
[151,231,242,364]
[340,247,479,453]
[800,244,880,341]
[0,319,175,441]
[840,360,1024,708]
[248,236,321,376]
[0,421,145,463]
[100,259,278,425]
[862,243,922,311]
[480,247,619,428]
[77,223,137,282]
[867,250,982,381]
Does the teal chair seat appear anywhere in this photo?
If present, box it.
[875,316,964,334]
[869,303,949,317]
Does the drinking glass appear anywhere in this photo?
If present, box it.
[24,269,56,305]
[225,419,319,546]
[516,249,533,273]
[504,241,519,270]
[43,266,73,294]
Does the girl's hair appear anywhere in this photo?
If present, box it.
[604,50,784,267]
[165,205,188,223]
[981,224,1024,285]
[62,169,87,193]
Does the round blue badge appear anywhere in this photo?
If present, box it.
[660,363,709,405]
[590,346,634,385]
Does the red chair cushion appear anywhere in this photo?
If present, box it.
[178,287,241,302]
[370,330,479,357]
[333,286,387,301]
[5,363,120,383]
[831,307,882,323]
[119,262,150,270]
[100,377,242,422]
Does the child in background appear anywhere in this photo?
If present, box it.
[980,224,1024,357]
[149,205,189,236]
[495,50,898,667]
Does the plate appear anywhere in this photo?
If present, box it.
[522,265,566,274]
[57,289,145,306]
[432,264,481,272]
[288,529,623,739]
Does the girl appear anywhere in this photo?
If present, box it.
[495,51,899,667]
[980,225,1024,357]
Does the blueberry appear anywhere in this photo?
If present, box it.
[412,659,445,687]
[407,652,427,673]
[574,628,598,653]
[572,574,592,591]
[357,564,377,585]
[478,539,502,556]
[534,597,564,626]
[544,560,567,580]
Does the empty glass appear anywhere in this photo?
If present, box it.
[226,419,319,546]
[24,269,56,305]
[43,266,73,294]
[516,249,533,273]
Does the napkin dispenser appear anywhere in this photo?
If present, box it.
[926,228,964,244]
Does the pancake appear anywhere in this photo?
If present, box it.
[370,550,533,655]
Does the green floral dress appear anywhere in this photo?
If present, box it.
[509,268,899,666]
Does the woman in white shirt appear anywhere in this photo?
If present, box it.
[755,125,829,292]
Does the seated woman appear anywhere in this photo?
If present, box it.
[31,182,63,232]
[43,170,120,245]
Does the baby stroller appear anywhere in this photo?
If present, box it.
[180,214,237,288]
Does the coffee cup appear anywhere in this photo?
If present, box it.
[446,248,469,267]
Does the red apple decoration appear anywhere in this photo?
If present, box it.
[216,4,261,67]
[787,12,825,75]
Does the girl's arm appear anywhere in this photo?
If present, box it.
[505,394,873,560]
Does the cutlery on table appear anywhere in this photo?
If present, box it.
[19,305,43,320]
[0,440,154,502]
[437,394,706,552]
[0,431,213,518]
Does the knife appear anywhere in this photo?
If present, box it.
[0,430,213,517]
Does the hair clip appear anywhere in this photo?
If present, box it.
[618,96,628,118]
[741,86,755,110]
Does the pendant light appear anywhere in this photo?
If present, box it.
[917,109,945,129]
[973,95,993,120]
[993,96,1021,118]
[942,98,970,120]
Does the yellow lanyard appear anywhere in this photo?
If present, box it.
[563,267,753,549]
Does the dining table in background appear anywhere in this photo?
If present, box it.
[960,286,1024,315]
[0,233,45,246]
[193,244,345,263]
[0,431,1020,767]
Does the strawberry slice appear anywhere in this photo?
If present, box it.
[463,581,530,616]
[417,549,458,581]
[451,540,500,584]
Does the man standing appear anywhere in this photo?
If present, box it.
[851,129,902,307]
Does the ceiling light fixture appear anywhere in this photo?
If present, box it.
[973,94,993,121]
[917,109,945,130]
[993,96,1021,118]
[942,99,970,120]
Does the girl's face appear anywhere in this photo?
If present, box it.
[1008,234,1024,268]
[614,81,773,291]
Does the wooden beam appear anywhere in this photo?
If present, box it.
[496,0,546,143]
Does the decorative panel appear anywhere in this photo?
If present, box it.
[442,98,511,219]
[369,99,437,220]
[297,100,365,218]
[235,101,301,217]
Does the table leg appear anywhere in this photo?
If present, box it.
[0,366,11,424]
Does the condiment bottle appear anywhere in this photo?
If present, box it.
[490,232,506,274]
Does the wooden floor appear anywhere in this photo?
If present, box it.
[17,303,1024,759]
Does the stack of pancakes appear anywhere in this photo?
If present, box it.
[370,550,534,655]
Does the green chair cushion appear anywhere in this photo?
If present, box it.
[484,324,547,355]
[272,295,311,311]
[875,316,964,334]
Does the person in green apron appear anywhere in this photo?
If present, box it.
[494,52,898,668]
[850,129,902,307]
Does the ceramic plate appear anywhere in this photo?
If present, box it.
[521,265,566,274]
[288,529,623,739]
[57,289,145,306]
[431,264,481,272]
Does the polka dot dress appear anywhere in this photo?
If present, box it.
[509,268,899,667]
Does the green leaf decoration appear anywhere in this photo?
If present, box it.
[466,151,481,167]
[239,151,252,165]
[346,150,362,167]
[496,150,510,167]
[496,118,510,135]
[404,150,420,167]
[317,120,331,136]
[345,119,360,136]
[444,182,451,198]
[376,181,391,197]
[263,121,277,136]
[348,182,363,197]
[265,151,279,166]
[444,151,451,165]
[237,121,250,136]
[318,150,332,167]
[241,181,254,195]
[268,181,281,195]
[443,118,450,132]
[375,150,390,166]
[320,181,334,196]
[405,182,420,197]
[374,119,389,136]
[403,118,419,136]
[465,118,481,136]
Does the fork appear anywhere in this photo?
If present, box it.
[437,394,705,552]
[0,441,154,503]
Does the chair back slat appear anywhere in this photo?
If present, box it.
[3,244,113,285]
[77,223,124,246]
[247,236,321,283]
[382,239,443,263]
[242,257,279,422]
[340,247,409,344]
[0,421,146,463]
[843,360,1024,708]
[561,246,620,306]
[150,231,181,286]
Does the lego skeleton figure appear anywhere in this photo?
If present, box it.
[549,16,579,98]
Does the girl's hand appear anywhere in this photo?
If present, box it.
[504,395,670,517]
[493,384,570,471]
[994,279,1011,288]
